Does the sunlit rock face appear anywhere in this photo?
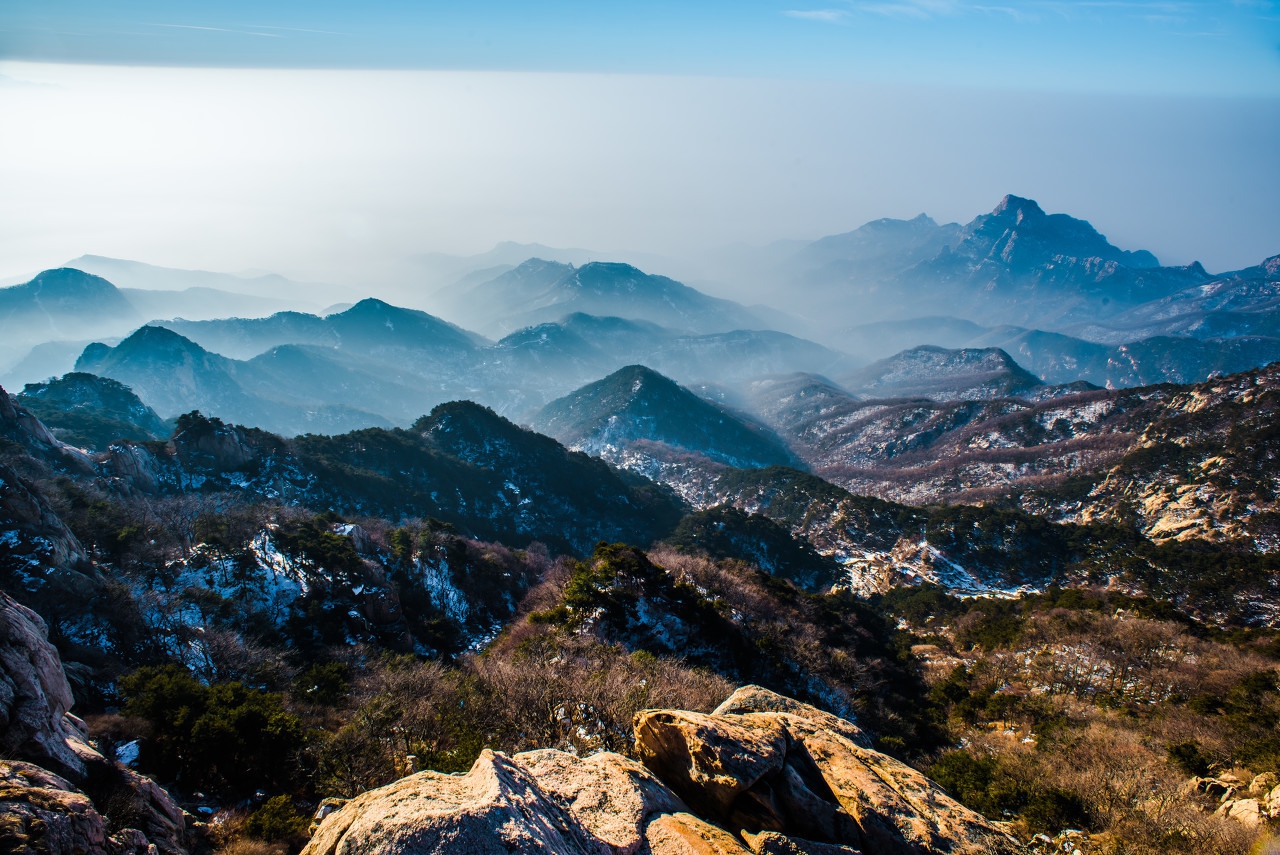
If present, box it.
[304,685,1027,855]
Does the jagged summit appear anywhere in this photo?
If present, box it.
[959,194,1161,271]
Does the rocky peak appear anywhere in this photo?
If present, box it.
[991,194,1045,220]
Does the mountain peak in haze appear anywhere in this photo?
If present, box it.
[0,268,137,322]
[533,364,797,469]
[965,194,1161,270]
[842,344,1044,401]
[436,257,768,337]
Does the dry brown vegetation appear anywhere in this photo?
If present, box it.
[895,593,1280,854]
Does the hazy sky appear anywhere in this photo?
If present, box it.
[1,2,1278,289]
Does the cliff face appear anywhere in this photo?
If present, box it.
[0,591,192,855]
[304,685,1026,855]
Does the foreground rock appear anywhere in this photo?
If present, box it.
[0,591,99,782]
[0,591,191,855]
[305,685,1026,855]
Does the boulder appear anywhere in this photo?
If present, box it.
[712,686,867,749]
[741,830,861,854]
[1249,772,1278,795]
[0,591,99,782]
[635,688,1024,855]
[0,760,110,855]
[518,749,686,854]
[305,686,1023,855]
[644,813,753,855]
[1214,797,1263,828]
[1266,784,1280,818]
[0,593,192,855]
[0,759,176,855]
[633,710,789,820]
[303,749,611,855]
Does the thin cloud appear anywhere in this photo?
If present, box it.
[783,9,852,22]
[149,23,283,38]
[856,0,963,20]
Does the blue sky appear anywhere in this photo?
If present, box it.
[4,1,1279,95]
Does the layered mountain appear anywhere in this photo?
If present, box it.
[844,315,1280,390]
[0,269,139,365]
[131,302,853,428]
[64,254,343,306]
[1065,253,1280,342]
[787,212,962,293]
[74,326,391,436]
[433,259,769,337]
[17,373,168,450]
[161,298,488,361]
[532,365,797,471]
[840,345,1046,401]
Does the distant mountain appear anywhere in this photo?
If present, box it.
[0,269,140,360]
[781,195,1215,335]
[121,287,308,322]
[840,345,1045,401]
[161,298,488,361]
[842,314,1280,390]
[0,339,106,390]
[787,213,962,293]
[743,373,863,436]
[17,372,168,450]
[64,254,343,305]
[890,195,1198,328]
[411,241,686,296]
[434,259,769,337]
[75,326,390,436]
[1064,254,1280,343]
[532,365,797,470]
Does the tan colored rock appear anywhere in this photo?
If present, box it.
[303,749,610,855]
[1249,772,1278,795]
[1266,784,1280,818]
[1214,797,1263,828]
[779,714,1020,855]
[741,830,860,854]
[633,710,789,820]
[644,813,753,855]
[635,694,1025,855]
[712,686,867,748]
[305,688,1023,855]
[0,759,177,855]
[517,749,686,855]
[309,797,348,836]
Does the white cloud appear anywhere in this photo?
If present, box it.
[783,9,851,22]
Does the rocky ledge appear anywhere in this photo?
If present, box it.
[305,685,1025,855]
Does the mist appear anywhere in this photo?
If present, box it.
[1,61,1278,304]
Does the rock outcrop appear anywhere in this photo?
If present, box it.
[0,591,97,782]
[0,591,191,855]
[305,685,1026,855]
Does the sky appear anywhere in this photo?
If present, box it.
[1,2,1278,289]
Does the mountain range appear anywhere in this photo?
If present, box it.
[429,258,772,337]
